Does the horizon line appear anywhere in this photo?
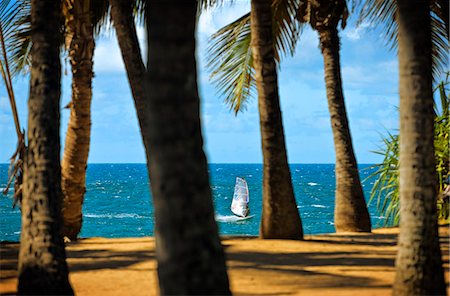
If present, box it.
[0,162,377,165]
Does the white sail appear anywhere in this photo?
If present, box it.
[231,177,249,217]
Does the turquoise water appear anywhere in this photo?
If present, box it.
[0,163,382,241]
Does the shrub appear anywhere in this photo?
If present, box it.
[367,73,449,226]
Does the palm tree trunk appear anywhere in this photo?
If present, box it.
[109,0,147,149]
[393,0,446,294]
[144,1,230,294]
[251,0,303,239]
[61,0,95,240]
[318,27,371,233]
[17,0,73,293]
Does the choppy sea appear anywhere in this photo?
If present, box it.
[0,163,383,241]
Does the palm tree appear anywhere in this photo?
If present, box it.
[17,0,73,293]
[110,1,231,291]
[393,0,446,294]
[208,0,370,233]
[60,0,96,241]
[109,0,147,146]
[208,0,303,239]
[251,0,303,239]
[144,0,230,293]
[207,0,300,114]
[0,0,109,240]
[60,0,109,240]
[297,0,371,232]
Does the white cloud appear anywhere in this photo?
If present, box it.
[197,1,250,40]
[92,2,249,74]
[281,27,321,69]
[93,25,146,73]
[198,9,218,37]
[343,21,372,41]
[94,38,125,73]
[341,59,398,92]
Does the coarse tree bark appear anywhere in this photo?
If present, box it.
[251,0,303,239]
[144,0,230,294]
[318,26,371,232]
[393,0,446,294]
[61,0,95,240]
[297,0,371,232]
[17,0,73,293]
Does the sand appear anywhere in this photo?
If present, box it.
[1,225,448,295]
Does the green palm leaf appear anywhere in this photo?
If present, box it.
[365,74,450,225]
[207,0,301,114]
[207,13,254,114]
[0,0,31,76]
[359,0,449,80]
[272,0,302,59]
[0,0,113,76]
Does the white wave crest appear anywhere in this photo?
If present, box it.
[307,182,319,186]
[311,204,327,208]
[84,213,147,219]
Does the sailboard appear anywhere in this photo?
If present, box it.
[231,177,250,217]
[215,214,255,223]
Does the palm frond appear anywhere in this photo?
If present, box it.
[91,0,110,35]
[359,0,449,80]
[133,0,146,26]
[0,0,26,206]
[199,0,230,12]
[431,0,449,39]
[272,0,301,60]
[364,131,399,226]
[106,0,146,33]
[0,0,31,76]
[207,0,302,114]
[207,13,254,114]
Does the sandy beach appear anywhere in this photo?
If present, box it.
[1,225,448,295]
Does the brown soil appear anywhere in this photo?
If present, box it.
[1,225,448,295]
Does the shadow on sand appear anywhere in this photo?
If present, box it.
[1,226,448,295]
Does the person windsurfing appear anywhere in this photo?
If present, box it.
[231,177,250,217]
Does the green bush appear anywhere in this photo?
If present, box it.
[367,73,450,226]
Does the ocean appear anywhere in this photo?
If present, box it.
[0,163,383,241]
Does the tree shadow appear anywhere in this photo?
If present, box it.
[0,243,19,281]
[0,241,156,290]
[1,226,448,295]
[224,246,395,292]
[306,233,398,247]
[65,248,155,272]
[227,250,395,269]
[73,238,154,245]
[226,253,393,293]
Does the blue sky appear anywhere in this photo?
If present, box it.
[0,1,400,164]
